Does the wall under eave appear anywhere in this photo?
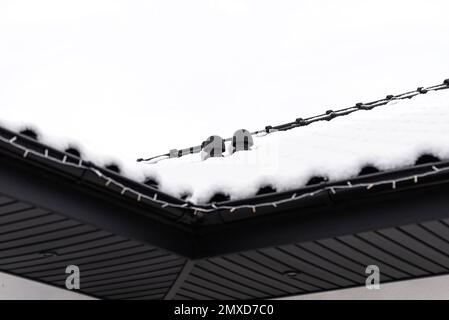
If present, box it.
[281,274,449,300]
[0,272,95,300]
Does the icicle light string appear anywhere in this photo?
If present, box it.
[137,80,449,163]
[1,130,449,215]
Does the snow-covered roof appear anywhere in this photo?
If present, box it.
[1,83,449,205]
[144,85,449,204]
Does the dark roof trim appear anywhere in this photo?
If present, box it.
[0,125,190,222]
[203,159,449,224]
[2,123,449,230]
[194,172,449,258]
[2,122,449,229]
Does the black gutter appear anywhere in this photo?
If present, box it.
[197,159,449,225]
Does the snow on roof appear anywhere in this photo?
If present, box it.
[1,86,449,205]
[143,87,449,204]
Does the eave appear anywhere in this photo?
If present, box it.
[2,126,449,299]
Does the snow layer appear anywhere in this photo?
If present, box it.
[143,89,449,203]
[1,89,449,204]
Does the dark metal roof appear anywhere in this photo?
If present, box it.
[2,121,449,299]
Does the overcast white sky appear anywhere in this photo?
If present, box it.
[1,0,449,299]
[1,0,449,164]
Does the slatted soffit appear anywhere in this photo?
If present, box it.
[0,194,187,300]
[173,219,449,300]
[1,80,449,299]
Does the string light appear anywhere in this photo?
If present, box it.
[1,80,449,216]
[137,81,449,164]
